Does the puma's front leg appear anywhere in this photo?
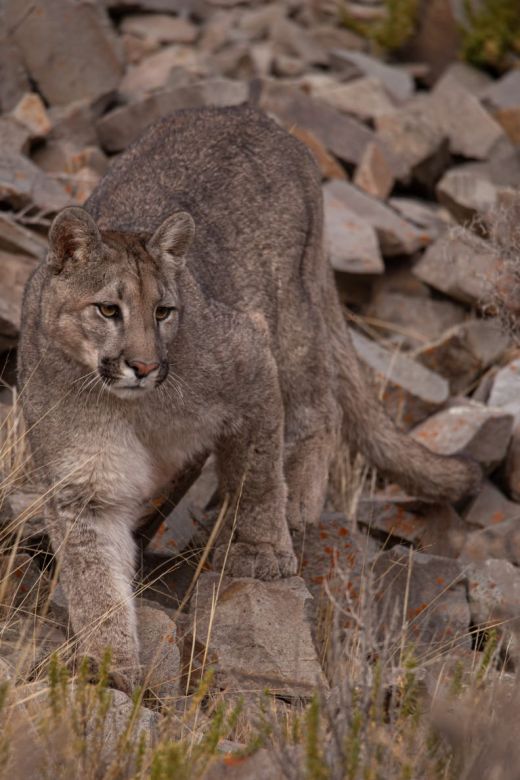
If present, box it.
[213,367,297,580]
[47,490,140,693]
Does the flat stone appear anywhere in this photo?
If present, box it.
[137,605,180,706]
[465,480,520,529]
[0,214,47,258]
[324,180,430,257]
[190,574,326,698]
[120,14,199,45]
[442,62,493,96]
[352,330,449,428]
[47,100,100,147]
[466,559,520,662]
[354,141,395,200]
[271,17,328,67]
[375,97,450,186]
[330,49,414,103]
[97,80,247,152]
[257,80,377,165]
[412,401,514,472]
[488,357,520,416]
[416,320,509,394]
[10,93,51,139]
[0,250,39,345]
[33,141,109,177]
[0,152,71,212]
[358,498,467,558]
[204,747,287,780]
[388,197,447,242]
[431,71,505,160]
[504,425,520,502]
[494,108,520,145]
[481,70,520,111]
[0,33,31,113]
[323,188,383,274]
[0,117,31,155]
[460,518,520,567]
[289,127,347,181]
[413,234,497,305]
[436,162,509,223]
[310,75,397,122]
[367,291,465,348]
[372,546,470,650]
[118,45,202,99]
[5,0,124,106]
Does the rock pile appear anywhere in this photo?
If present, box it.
[1,0,520,765]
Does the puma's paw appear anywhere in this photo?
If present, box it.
[213,542,297,580]
[76,647,141,696]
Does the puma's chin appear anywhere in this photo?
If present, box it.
[109,384,156,400]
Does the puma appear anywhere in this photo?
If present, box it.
[18,104,481,691]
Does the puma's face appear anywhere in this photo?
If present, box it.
[45,208,195,400]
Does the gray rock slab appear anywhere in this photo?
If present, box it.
[460,518,520,567]
[481,70,520,111]
[373,546,470,650]
[488,357,520,416]
[310,75,397,121]
[0,250,39,344]
[97,80,247,152]
[118,45,202,99]
[190,573,326,698]
[0,152,71,212]
[436,163,505,223]
[329,49,414,103]
[258,80,377,165]
[431,71,505,160]
[412,401,514,472]
[354,141,395,200]
[120,14,199,45]
[323,188,383,274]
[466,558,520,650]
[325,180,430,257]
[416,320,509,393]
[0,214,47,258]
[413,233,497,305]
[5,0,124,106]
[137,605,180,706]
[465,480,520,529]
[368,291,465,348]
[352,329,449,427]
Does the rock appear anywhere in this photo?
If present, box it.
[289,127,347,181]
[118,45,202,99]
[147,457,217,556]
[94,688,158,758]
[10,93,51,139]
[466,559,520,661]
[97,80,248,152]
[0,32,31,113]
[0,152,71,212]
[257,80,377,165]
[504,427,520,502]
[413,234,497,306]
[310,75,397,122]
[375,98,450,186]
[353,141,395,200]
[441,62,493,96]
[0,250,39,346]
[33,142,109,178]
[494,108,520,146]
[411,401,514,472]
[120,14,199,45]
[481,70,520,112]
[190,574,326,698]
[436,162,509,223]
[465,480,520,529]
[323,188,383,275]
[367,291,465,348]
[430,71,505,160]
[351,330,450,428]
[416,320,509,394]
[271,17,328,67]
[5,0,124,107]
[329,49,414,103]
[388,197,446,242]
[0,214,47,258]
[0,117,31,155]
[47,100,100,147]
[324,180,430,257]
[358,498,467,557]
[460,519,520,567]
[488,357,520,416]
[137,605,180,706]
[373,546,470,650]
[203,747,287,780]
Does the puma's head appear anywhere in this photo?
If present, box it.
[44,206,195,399]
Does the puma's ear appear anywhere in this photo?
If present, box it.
[146,211,195,269]
[48,207,102,274]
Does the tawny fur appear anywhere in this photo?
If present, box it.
[18,105,481,691]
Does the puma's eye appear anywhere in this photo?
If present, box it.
[155,306,175,321]
[97,303,120,319]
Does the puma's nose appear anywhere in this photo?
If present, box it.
[128,360,160,378]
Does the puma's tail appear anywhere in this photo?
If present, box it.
[328,300,482,502]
